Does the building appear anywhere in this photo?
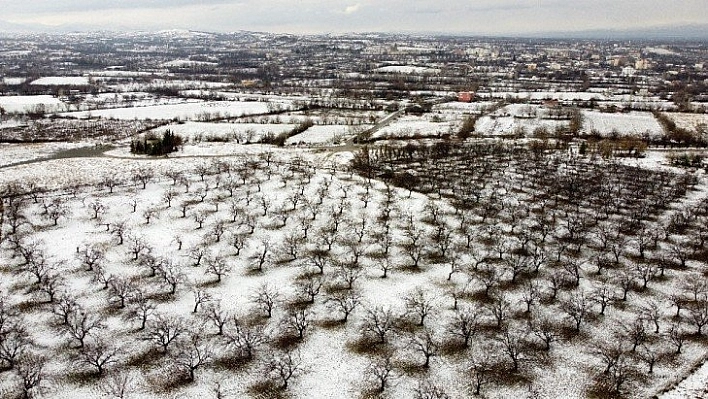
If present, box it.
[458,92,474,102]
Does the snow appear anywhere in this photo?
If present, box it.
[2,77,27,85]
[475,115,567,136]
[478,91,607,102]
[665,113,708,133]
[433,101,499,114]
[59,100,271,121]
[373,115,456,139]
[148,121,297,144]
[31,76,91,86]
[581,110,665,138]
[0,95,66,113]
[1,143,708,399]
[162,60,219,68]
[0,142,93,168]
[286,125,364,145]
[660,358,708,399]
[104,142,281,158]
[375,66,441,74]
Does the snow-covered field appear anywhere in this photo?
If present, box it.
[0,142,94,168]
[31,77,91,86]
[374,66,441,74]
[373,115,457,139]
[148,122,297,144]
[1,140,708,399]
[0,95,67,113]
[162,60,219,68]
[59,101,274,121]
[432,101,499,115]
[581,110,665,138]
[474,115,568,136]
[665,113,708,133]
[2,77,27,85]
[285,125,365,145]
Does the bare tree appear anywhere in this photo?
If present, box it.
[52,294,79,326]
[251,239,271,272]
[263,349,304,389]
[224,321,266,360]
[112,221,128,245]
[521,280,541,314]
[101,175,123,194]
[124,291,155,331]
[193,210,208,229]
[488,293,511,329]
[405,288,436,327]
[667,323,686,354]
[361,306,397,344]
[159,263,184,295]
[108,276,135,309]
[640,300,662,334]
[132,168,154,189]
[326,291,361,322]
[128,235,150,261]
[192,290,212,313]
[36,272,63,303]
[283,308,311,340]
[76,245,105,272]
[173,334,213,382]
[620,316,647,352]
[590,280,615,315]
[99,371,135,399]
[250,284,280,318]
[65,310,104,348]
[334,262,362,290]
[163,187,178,208]
[561,291,591,332]
[205,256,231,283]
[413,379,450,399]
[528,311,560,351]
[202,302,230,336]
[686,300,708,335]
[296,276,323,304]
[88,200,107,220]
[189,248,206,267]
[497,328,526,372]
[637,343,662,374]
[14,353,46,399]
[367,353,395,393]
[142,207,158,225]
[144,314,187,353]
[44,198,69,226]
[0,324,30,370]
[447,306,479,348]
[408,328,439,368]
[76,337,121,376]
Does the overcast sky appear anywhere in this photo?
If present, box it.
[3,0,707,34]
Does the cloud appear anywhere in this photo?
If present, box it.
[343,4,360,15]
[4,0,707,34]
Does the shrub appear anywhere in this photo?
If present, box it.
[130,130,183,156]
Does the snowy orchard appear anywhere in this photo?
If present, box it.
[0,141,707,399]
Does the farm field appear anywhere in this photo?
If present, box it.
[1,140,708,399]
[580,111,665,138]
[59,101,277,121]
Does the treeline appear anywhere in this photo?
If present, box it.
[130,130,183,156]
[260,119,315,147]
[654,111,708,147]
